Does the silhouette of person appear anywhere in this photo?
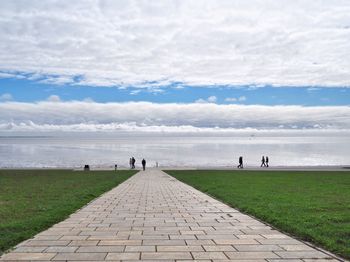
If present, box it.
[237,156,243,168]
[129,158,132,169]
[261,156,266,167]
[266,156,269,167]
[142,159,146,171]
[131,157,136,169]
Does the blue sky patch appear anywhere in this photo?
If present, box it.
[0,76,349,106]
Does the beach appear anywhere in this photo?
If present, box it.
[1,132,350,169]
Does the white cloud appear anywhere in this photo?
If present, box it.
[0,72,25,79]
[39,75,74,85]
[172,85,186,89]
[225,97,237,102]
[47,95,61,102]
[194,98,207,104]
[0,1,349,88]
[146,88,165,94]
[0,72,18,79]
[196,96,217,103]
[307,87,321,92]
[0,101,349,132]
[238,96,246,102]
[83,97,94,103]
[0,93,13,101]
[130,90,141,95]
[225,96,246,102]
[207,96,217,103]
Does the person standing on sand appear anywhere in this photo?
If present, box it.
[142,159,146,171]
[266,156,269,167]
[237,156,243,168]
[261,156,266,167]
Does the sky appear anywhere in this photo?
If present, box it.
[0,0,350,133]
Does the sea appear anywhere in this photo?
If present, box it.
[0,131,350,168]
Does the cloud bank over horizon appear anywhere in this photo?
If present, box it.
[1,0,350,88]
[1,101,349,132]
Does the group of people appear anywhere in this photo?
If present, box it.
[129,157,147,171]
[237,156,270,168]
[129,157,136,169]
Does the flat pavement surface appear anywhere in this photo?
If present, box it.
[0,169,342,261]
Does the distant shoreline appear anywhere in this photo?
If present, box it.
[1,165,349,171]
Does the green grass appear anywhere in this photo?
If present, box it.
[0,169,136,253]
[166,170,350,259]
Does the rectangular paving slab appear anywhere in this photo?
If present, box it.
[0,169,340,261]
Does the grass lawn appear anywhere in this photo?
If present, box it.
[166,170,350,259]
[0,169,136,253]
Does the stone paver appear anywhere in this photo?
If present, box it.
[0,169,341,261]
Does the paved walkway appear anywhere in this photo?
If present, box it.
[1,169,340,261]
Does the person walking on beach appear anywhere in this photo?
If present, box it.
[142,158,146,171]
[266,156,269,167]
[261,156,266,167]
[131,157,136,169]
[237,156,243,168]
